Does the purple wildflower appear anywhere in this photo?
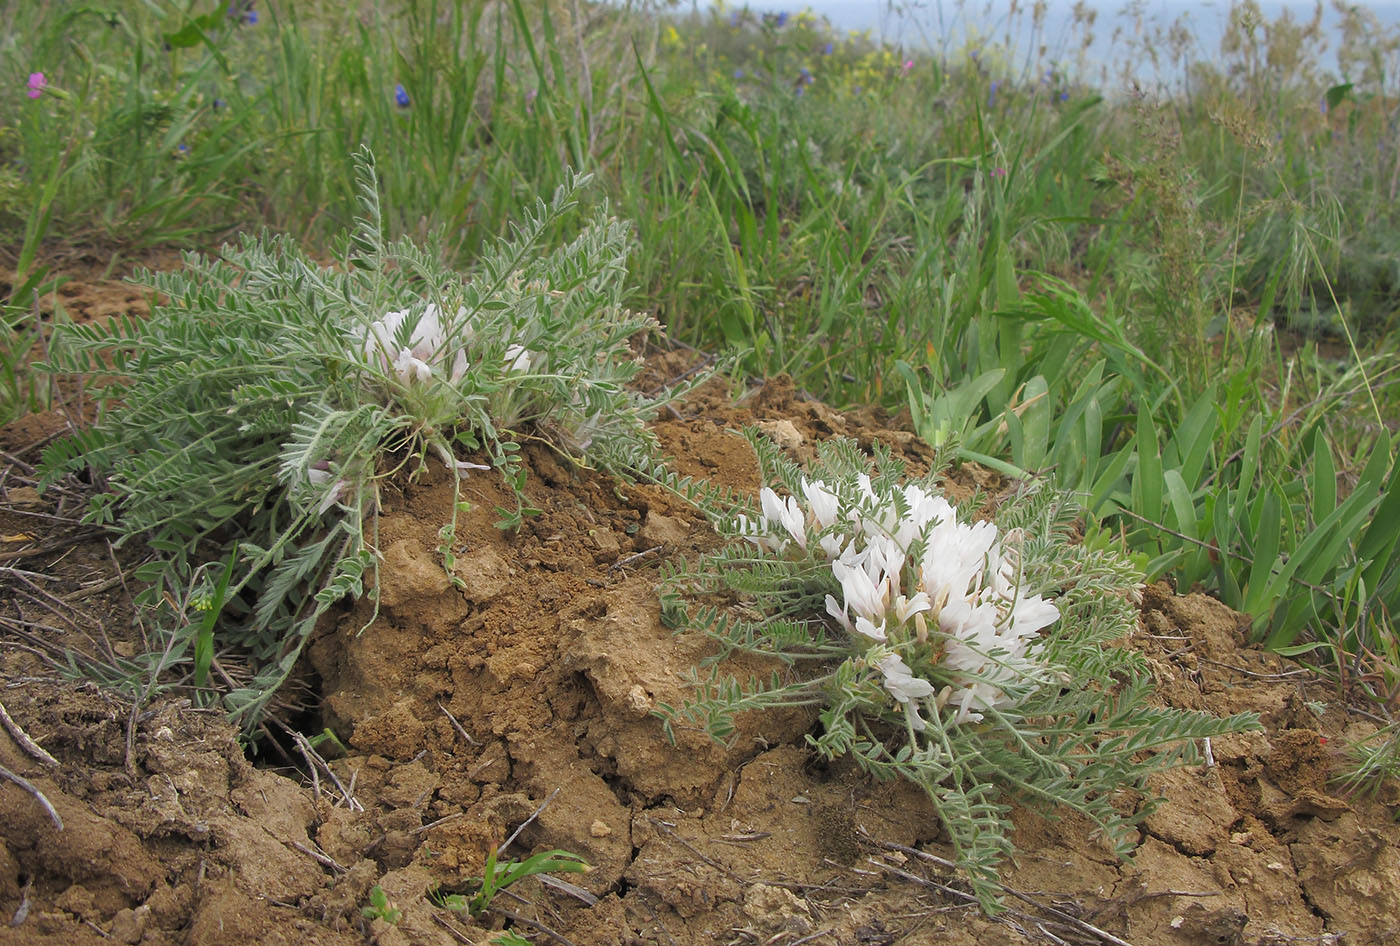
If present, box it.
[395,84,410,108]
[227,1,256,25]
[26,72,45,99]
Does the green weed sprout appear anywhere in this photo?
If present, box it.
[39,147,684,727]
[491,934,532,946]
[657,432,1260,911]
[1336,723,1400,797]
[435,846,590,919]
[360,886,401,925]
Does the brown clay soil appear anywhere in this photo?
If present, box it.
[2,267,1399,946]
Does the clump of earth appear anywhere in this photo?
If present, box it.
[1,266,1398,946]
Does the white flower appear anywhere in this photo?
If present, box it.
[305,463,349,514]
[450,349,469,384]
[358,303,472,387]
[818,533,845,560]
[392,348,434,384]
[1005,592,1059,641]
[892,591,931,627]
[760,487,807,550]
[801,478,840,530]
[863,534,906,590]
[876,652,934,731]
[824,593,853,634]
[831,552,889,625]
[737,513,784,554]
[741,465,1061,728]
[936,587,1054,724]
[854,615,888,642]
[854,473,898,538]
[504,344,537,372]
[431,442,491,479]
[918,517,996,605]
[895,485,952,549]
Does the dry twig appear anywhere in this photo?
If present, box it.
[0,700,58,766]
[293,732,363,811]
[500,787,561,856]
[863,834,1139,946]
[0,763,63,830]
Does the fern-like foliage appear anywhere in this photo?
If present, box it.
[39,150,688,728]
[658,432,1259,911]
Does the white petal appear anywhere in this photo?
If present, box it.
[824,593,852,633]
[504,344,535,372]
[317,479,349,515]
[802,478,840,529]
[818,533,845,560]
[450,350,469,383]
[876,652,934,701]
[854,615,887,641]
[893,592,931,624]
[778,494,807,549]
[759,488,785,529]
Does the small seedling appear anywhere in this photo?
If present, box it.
[361,885,402,925]
[306,727,349,757]
[434,846,589,918]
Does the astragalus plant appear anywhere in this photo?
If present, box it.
[658,433,1258,910]
[41,148,676,727]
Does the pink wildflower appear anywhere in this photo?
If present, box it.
[26,72,45,99]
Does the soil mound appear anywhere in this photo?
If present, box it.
[3,297,1399,944]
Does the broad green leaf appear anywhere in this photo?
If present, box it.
[1133,404,1163,528]
[1171,392,1217,488]
[1310,428,1336,523]
[1244,491,1282,616]
[1268,489,1383,606]
[1088,443,1135,514]
[1163,469,1197,538]
[994,240,1019,307]
[1212,490,1243,607]
[1233,415,1263,526]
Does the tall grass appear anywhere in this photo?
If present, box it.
[4,0,1400,708]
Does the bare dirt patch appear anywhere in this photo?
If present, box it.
[2,271,1399,946]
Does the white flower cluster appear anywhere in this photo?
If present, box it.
[738,475,1060,729]
[359,303,470,386]
[356,302,538,387]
